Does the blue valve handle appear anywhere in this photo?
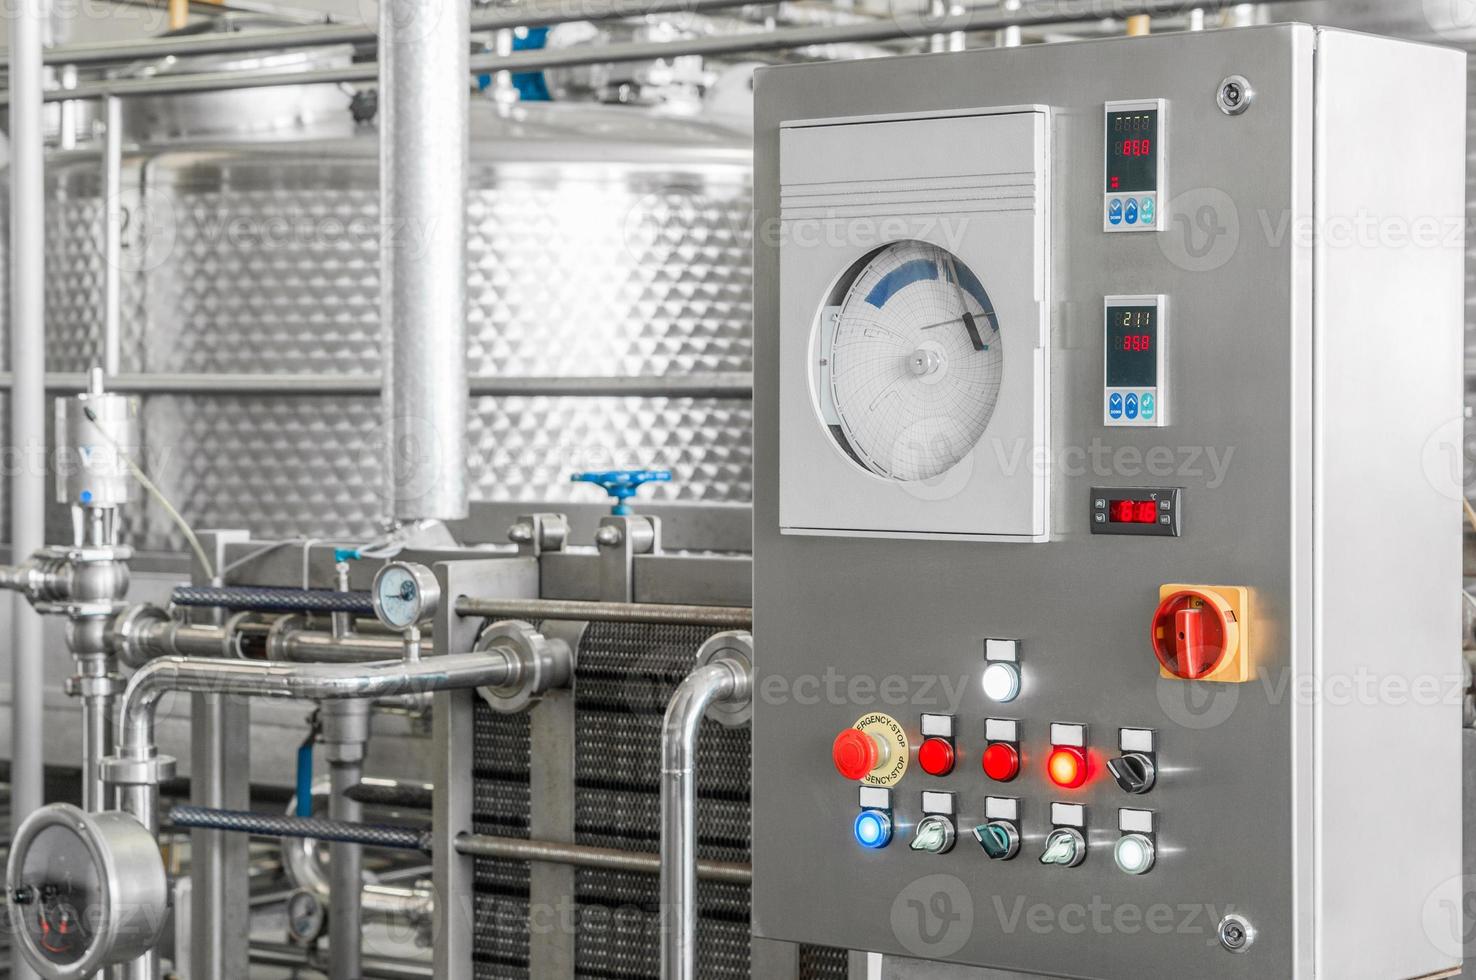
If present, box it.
[571,469,672,515]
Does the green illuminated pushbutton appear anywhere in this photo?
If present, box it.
[909,815,956,855]
[973,821,1020,861]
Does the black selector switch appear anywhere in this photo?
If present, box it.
[1108,753,1157,795]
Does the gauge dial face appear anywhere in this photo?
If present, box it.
[821,240,1005,482]
[18,825,100,966]
[374,564,426,629]
[287,890,326,942]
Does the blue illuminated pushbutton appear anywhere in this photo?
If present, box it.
[853,810,893,850]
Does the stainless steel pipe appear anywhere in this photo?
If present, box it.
[454,832,752,884]
[454,597,753,629]
[659,652,753,980]
[10,0,764,67]
[115,652,519,761]
[102,94,122,376]
[10,0,1281,103]
[380,0,469,522]
[323,699,370,980]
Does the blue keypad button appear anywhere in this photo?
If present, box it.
[1140,197,1156,226]
[1125,393,1139,420]
[1108,199,1123,226]
[1124,199,1139,225]
[1108,393,1124,419]
[1140,393,1156,420]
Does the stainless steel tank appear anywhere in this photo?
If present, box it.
[3,71,754,550]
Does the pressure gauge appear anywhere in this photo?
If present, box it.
[6,804,168,980]
[371,561,441,630]
[816,240,1005,482]
[286,889,327,945]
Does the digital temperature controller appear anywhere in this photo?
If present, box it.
[1104,295,1167,427]
[1103,98,1165,232]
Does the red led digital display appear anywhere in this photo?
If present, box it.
[1117,333,1152,352]
[1105,109,1159,194]
[1109,500,1159,525]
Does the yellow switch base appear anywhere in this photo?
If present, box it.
[1156,584,1252,684]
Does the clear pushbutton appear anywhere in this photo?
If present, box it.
[1039,827,1087,867]
[910,816,957,855]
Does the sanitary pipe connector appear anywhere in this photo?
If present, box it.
[474,620,575,714]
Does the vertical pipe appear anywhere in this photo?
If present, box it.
[996,0,1021,48]
[322,698,369,980]
[380,0,470,523]
[57,65,76,151]
[328,757,364,980]
[659,658,749,980]
[102,94,122,376]
[120,781,160,980]
[80,684,112,811]
[9,0,47,976]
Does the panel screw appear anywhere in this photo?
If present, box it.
[1218,913,1256,953]
[1218,75,1254,116]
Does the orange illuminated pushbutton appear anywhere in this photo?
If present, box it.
[918,738,955,777]
[981,742,1020,782]
[1047,746,1088,789]
[833,729,886,781]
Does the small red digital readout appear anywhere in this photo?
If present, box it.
[1110,500,1159,524]
[1118,139,1153,157]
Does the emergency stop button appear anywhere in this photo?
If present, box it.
[831,714,910,785]
[833,729,887,781]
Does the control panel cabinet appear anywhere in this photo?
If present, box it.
[752,26,1466,980]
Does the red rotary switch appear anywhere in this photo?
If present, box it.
[1152,589,1238,680]
[918,737,956,777]
[981,742,1020,782]
[832,729,884,781]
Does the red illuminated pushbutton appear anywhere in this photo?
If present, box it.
[1047,746,1088,789]
[918,738,955,777]
[832,729,885,781]
[981,742,1020,782]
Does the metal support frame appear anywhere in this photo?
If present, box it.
[430,558,539,979]
[8,5,46,980]
[189,529,251,980]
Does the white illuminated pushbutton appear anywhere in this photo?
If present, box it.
[981,661,1021,703]
[1114,833,1156,875]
